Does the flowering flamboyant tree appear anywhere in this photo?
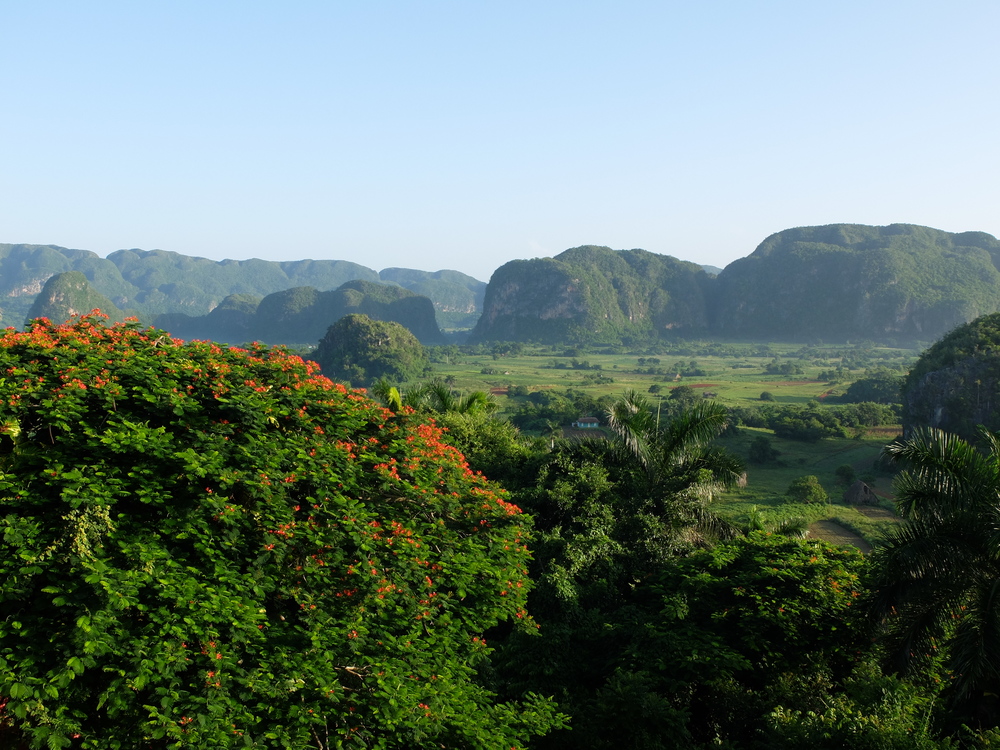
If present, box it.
[0,315,558,749]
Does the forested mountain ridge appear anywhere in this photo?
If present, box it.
[155,279,445,346]
[471,245,712,343]
[473,225,1000,344]
[711,224,1000,340]
[8,223,1000,346]
[0,243,484,328]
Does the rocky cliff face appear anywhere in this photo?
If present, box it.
[471,246,711,343]
[25,272,125,325]
[903,357,1000,440]
[901,312,1000,441]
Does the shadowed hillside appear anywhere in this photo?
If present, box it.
[155,280,444,346]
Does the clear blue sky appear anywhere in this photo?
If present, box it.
[2,1,997,282]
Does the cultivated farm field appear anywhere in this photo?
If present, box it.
[424,338,920,547]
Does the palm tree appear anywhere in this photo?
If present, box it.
[605,390,746,544]
[869,426,1000,712]
[372,378,497,417]
[424,381,497,415]
[543,419,563,449]
[606,390,745,494]
[370,377,405,412]
[370,378,433,412]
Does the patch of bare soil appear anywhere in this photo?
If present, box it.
[808,520,872,554]
[852,505,897,521]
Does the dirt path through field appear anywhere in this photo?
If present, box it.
[808,519,873,553]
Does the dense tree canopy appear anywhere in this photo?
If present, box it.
[871,427,1000,724]
[0,315,557,748]
[902,312,1000,442]
[313,314,429,387]
[841,370,904,405]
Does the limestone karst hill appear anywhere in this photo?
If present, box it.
[8,223,1000,346]
[472,225,1000,344]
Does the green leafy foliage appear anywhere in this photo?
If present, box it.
[835,464,857,485]
[483,393,750,748]
[841,369,904,405]
[871,427,1000,722]
[786,475,829,504]
[508,388,613,434]
[902,312,1000,442]
[762,662,948,749]
[769,403,848,442]
[638,533,870,745]
[0,315,558,748]
[749,435,780,464]
[313,314,430,387]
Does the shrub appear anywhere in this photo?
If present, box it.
[748,436,780,464]
[835,464,857,485]
[0,315,557,748]
[786,475,829,504]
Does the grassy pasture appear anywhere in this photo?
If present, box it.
[424,340,919,547]
[426,341,914,413]
[715,428,899,543]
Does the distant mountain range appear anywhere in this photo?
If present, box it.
[9,223,1000,346]
[0,244,484,342]
[0,244,482,322]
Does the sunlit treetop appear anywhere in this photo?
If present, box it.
[0,313,560,749]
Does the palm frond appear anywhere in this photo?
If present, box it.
[657,401,731,467]
[605,390,656,474]
[370,377,403,412]
[458,390,497,415]
[771,516,809,539]
[949,576,1000,700]
[870,426,1000,701]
